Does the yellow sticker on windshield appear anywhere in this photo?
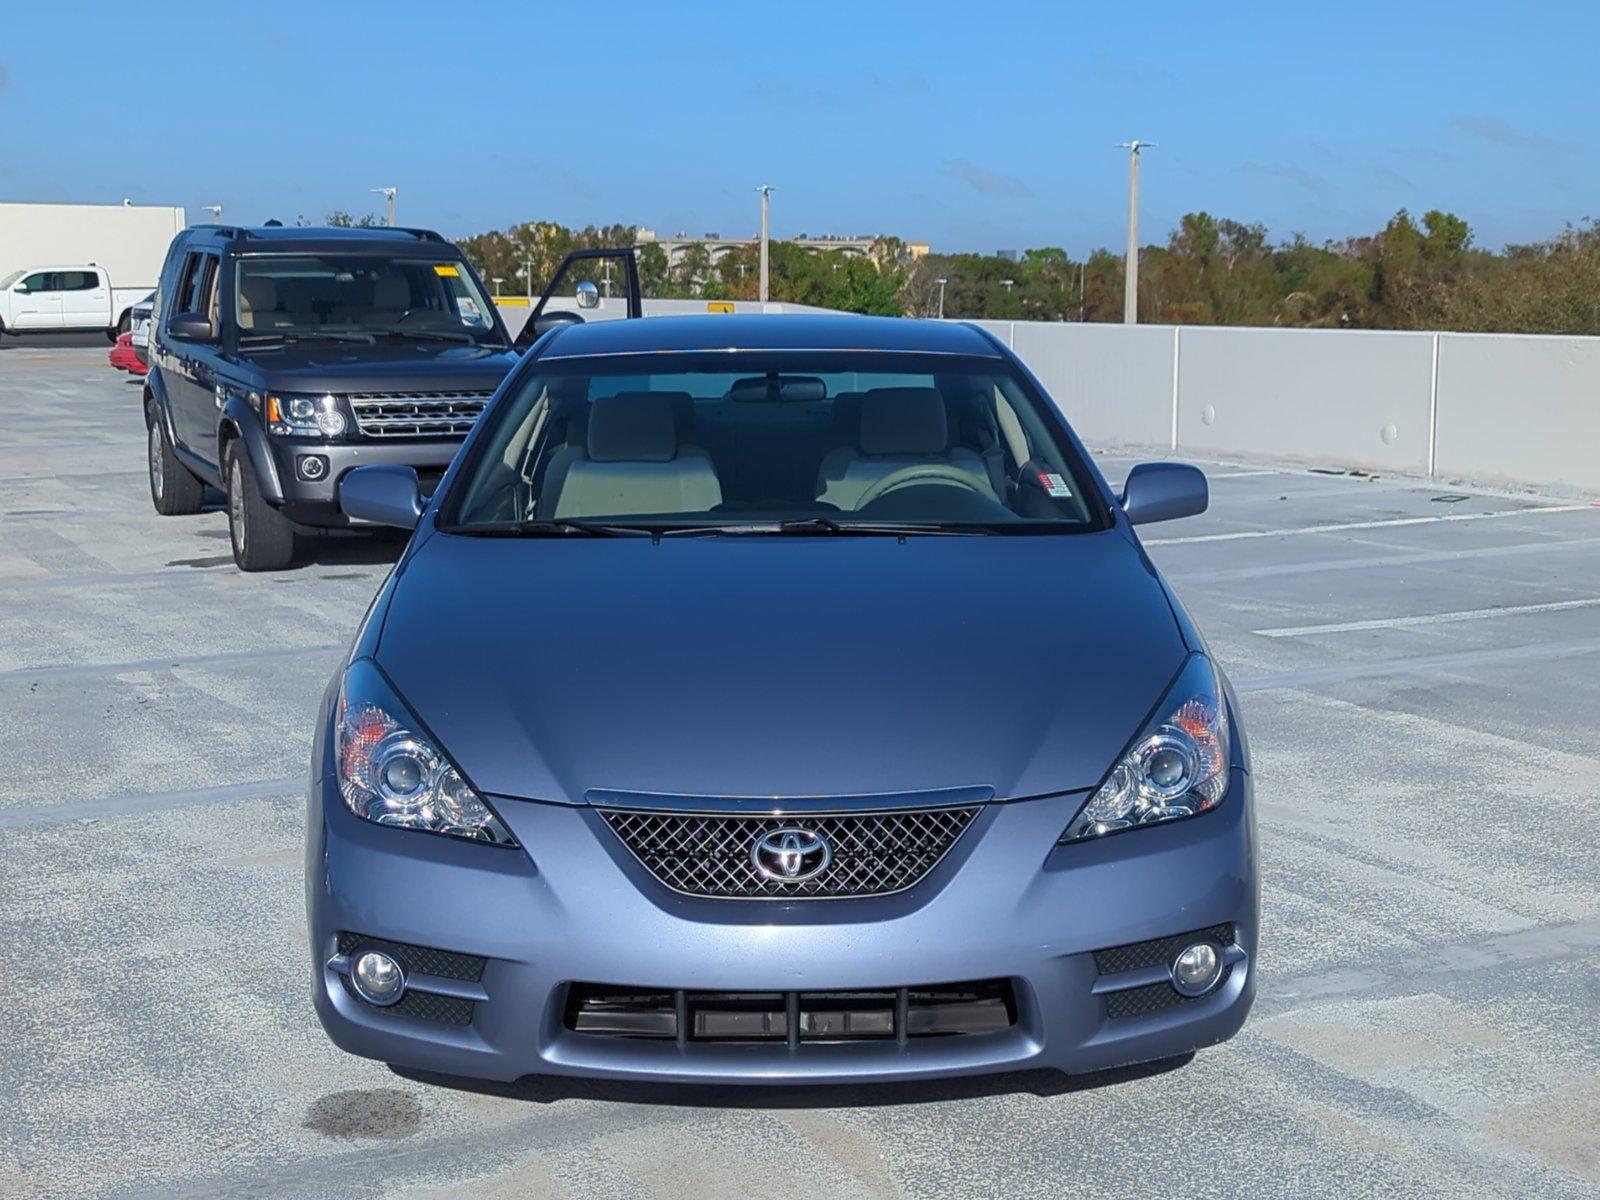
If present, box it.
[433,264,461,277]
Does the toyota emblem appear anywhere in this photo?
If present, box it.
[750,827,831,882]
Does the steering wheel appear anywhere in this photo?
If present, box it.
[854,464,988,509]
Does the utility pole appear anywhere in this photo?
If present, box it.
[935,277,948,319]
[1116,141,1152,324]
[756,184,773,303]
[370,186,397,227]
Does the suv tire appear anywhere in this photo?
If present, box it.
[225,441,299,571]
[147,404,204,515]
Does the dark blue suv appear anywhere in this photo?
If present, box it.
[143,225,517,570]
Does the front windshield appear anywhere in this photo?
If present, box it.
[442,352,1103,531]
[233,254,503,345]
[0,269,25,289]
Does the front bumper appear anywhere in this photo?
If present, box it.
[307,766,1258,1085]
[264,437,460,528]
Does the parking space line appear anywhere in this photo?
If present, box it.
[1145,503,1595,546]
[1255,596,1600,638]
[1170,534,1600,585]
[0,643,340,683]
[1208,469,1283,478]
[1235,634,1600,692]
[0,776,303,830]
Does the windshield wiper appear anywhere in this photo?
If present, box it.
[238,330,377,345]
[373,327,476,345]
[656,518,988,537]
[444,518,652,538]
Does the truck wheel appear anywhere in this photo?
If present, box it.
[225,442,299,571]
[147,404,203,515]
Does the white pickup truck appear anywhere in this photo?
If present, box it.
[0,266,149,341]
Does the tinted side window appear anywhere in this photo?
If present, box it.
[174,253,207,314]
[19,272,51,292]
[59,270,100,291]
[196,256,221,330]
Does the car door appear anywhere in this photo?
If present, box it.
[59,268,110,328]
[8,271,64,329]
[165,251,221,455]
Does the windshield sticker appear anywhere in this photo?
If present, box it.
[1037,471,1073,498]
[433,264,461,277]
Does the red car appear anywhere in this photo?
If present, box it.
[108,331,147,376]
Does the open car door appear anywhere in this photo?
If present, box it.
[512,247,643,353]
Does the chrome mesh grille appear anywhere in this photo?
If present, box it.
[599,806,980,899]
[347,390,493,438]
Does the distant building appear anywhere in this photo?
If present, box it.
[996,249,1019,262]
[635,228,919,268]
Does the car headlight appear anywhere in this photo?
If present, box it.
[1060,653,1231,842]
[334,659,517,846]
[263,391,347,438]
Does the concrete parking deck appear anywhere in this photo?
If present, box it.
[2,345,1597,1199]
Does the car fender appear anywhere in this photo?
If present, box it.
[217,393,287,504]
[144,368,182,447]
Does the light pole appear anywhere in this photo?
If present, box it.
[370,186,397,227]
[935,277,948,319]
[523,258,534,302]
[200,204,223,222]
[491,277,504,297]
[756,184,773,303]
[1116,141,1152,324]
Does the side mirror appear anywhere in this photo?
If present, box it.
[529,310,584,343]
[340,465,424,530]
[575,281,601,310]
[1121,462,1208,526]
[167,312,214,342]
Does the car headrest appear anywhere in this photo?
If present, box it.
[587,392,678,462]
[372,276,410,310]
[859,387,948,456]
[238,276,277,314]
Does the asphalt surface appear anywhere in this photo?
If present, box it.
[2,345,1597,1200]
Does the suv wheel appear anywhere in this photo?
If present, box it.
[147,405,203,515]
[225,442,299,571]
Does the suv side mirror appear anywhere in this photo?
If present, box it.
[340,465,424,530]
[1121,462,1208,526]
[528,310,584,344]
[167,312,215,342]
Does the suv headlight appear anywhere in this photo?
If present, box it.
[334,659,517,846]
[262,391,348,438]
[1060,654,1232,842]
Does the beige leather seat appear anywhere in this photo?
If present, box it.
[238,277,293,330]
[549,392,722,519]
[363,275,411,324]
[815,386,995,510]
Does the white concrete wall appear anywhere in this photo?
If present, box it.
[1433,334,1600,492]
[1175,327,1435,474]
[988,320,1597,492]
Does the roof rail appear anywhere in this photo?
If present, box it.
[395,227,445,242]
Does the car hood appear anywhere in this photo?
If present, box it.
[377,529,1187,804]
[243,342,516,394]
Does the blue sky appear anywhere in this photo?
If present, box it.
[2,1,1595,254]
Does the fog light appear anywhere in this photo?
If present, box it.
[1171,941,1223,996]
[351,949,405,1006]
[298,454,328,481]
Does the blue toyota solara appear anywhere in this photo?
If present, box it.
[307,312,1257,1085]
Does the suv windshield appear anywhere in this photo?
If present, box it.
[442,352,1104,532]
[233,254,503,346]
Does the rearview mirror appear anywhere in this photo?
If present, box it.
[575,281,600,310]
[340,465,424,530]
[167,312,214,342]
[1121,461,1208,526]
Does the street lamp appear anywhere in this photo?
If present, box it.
[200,204,223,222]
[491,277,504,297]
[370,186,397,227]
[935,276,948,319]
[1116,141,1154,324]
[755,184,774,302]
